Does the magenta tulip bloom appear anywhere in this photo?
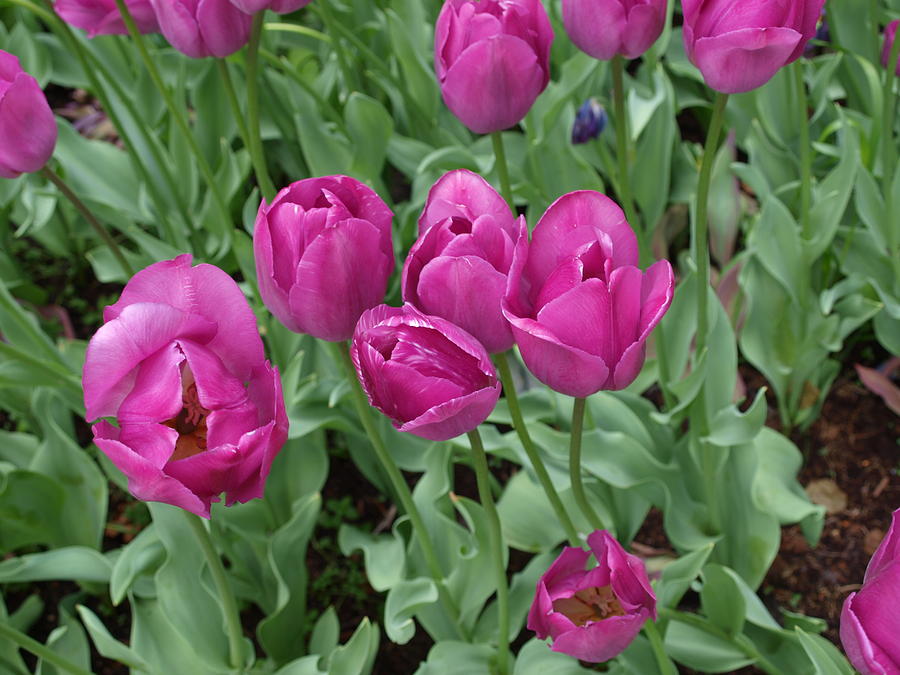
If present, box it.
[253,175,394,342]
[228,0,311,12]
[527,530,656,662]
[55,0,159,37]
[434,0,553,134]
[83,255,288,519]
[150,0,251,58]
[502,191,673,398]
[0,51,57,180]
[402,170,523,353]
[562,0,666,60]
[682,0,825,93]
[840,508,900,675]
[882,21,900,76]
[351,304,501,441]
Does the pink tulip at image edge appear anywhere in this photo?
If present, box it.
[0,50,57,179]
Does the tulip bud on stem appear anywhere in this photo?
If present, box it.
[569,397,605,532]
[491,131,515,210]
[246,13,277,203]
[329,341,469,641]
[39,166,134,277]
[183,512,246,670]
[494,352,580,546]
[466,428,510,674]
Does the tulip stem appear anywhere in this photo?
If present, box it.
[494,352,580,546]
[331,342,469,641]
[40,167,133,277]
[794,62,812,239]
[0,621,93,675]
[216,59,251,154]
[643,620,678,675]
[693,92,729,361]
[882,25,900,259]
[612,56,639,230]
[247,13,278,203]
[569,397,605,532]
[114,0,234,257]
[466,429,510,675]
[491,132,515,211]
[183,513,245,670]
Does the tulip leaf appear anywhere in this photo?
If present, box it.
[704,388,768,447]
[655,543,714,609]
[415,641,495,675]
[327,618,379,675]
[109,525,164,606]
[77,605,151,672]
[0,547,111,584]
[309,607,340,658]
[795,628,856,675]
[700,564,746,637]
[664,619,754,673]
[384,578,438,644]
[513,638,594,673]
[338,524,406,593]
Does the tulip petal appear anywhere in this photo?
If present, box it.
[609,266,643,358]
[151,0,205,58]
[841,594,889,675]
[691,27,802,93]
[177,339,248,410]
[623,2,667,59]
[0,73,57,176]
[115,342,185,424]
[562,0,626,60]
[164,444,241,506]
[253,206,300,332]
[195,0,252,58]
[418,169,513,235]
[397,381,501,441]
[866,509,900,582]
[551,612,649,663]
[637,259,675,341]
[847,564,900,668]
[536,279,612,361]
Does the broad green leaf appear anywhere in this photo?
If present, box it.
[700,564,746,636]
[664,620,754,673]
[384,578,438,644]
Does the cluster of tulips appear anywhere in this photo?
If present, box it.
[2,0,899,671]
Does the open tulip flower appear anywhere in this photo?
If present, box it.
[841,508,900,675]
[682,0,825,93]
[55,0,159,37]
[351,304,501,441]
[527,530,657,662]
[150,0,252,58]
[562,0,667,60]
[402,169,525,354]
[434,0,553,134]
[0,50,57,179]
[83,255,288,519]
[502,190,674,398]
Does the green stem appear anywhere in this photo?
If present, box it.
[569,397,605,531]
[794,62,812,238]
[247,13,277,203]
[0,621,93,675]
[612,56,639,228]
[467,429,510,674]
[216,59,251,152]
[491,131,515,211]
[114,0,234,253]
[882,24,900,257]
[40,167,133,277]
[643,620,678,675]
[694,92,730,360]
[330,342,468,641]
[494,352,579,546]
[183,513,245,670]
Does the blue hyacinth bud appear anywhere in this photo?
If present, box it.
[571,98,608,145]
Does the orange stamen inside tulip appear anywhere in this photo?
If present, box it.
[165,372,210,461]
[552,585,625,626]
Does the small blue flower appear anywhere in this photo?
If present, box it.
[571,98,608,145]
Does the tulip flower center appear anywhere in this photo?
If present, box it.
[552,585,626,626]
[448,216,473,235]
[164,373,210,461]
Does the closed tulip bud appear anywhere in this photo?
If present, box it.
[882,21,900,76]
[228,0,312,13]
[502,190,674,397]
[402,170,523,353]
[351,304,501,441]
[253,175,395,342]
[0,51,57,180]
[55,0,159,37]
[434,0,553,134]
[840,508,900,675]
[682,0,825,93]
[562,0,666,60]
[571,98,608,145]
[83,255,288,519]
[527,530,657,662]
[150,0,252,58]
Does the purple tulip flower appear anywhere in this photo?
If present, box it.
[0,51,57,179]
[253,175,395,342]
[150,0,252,58]
[402,170,524,354]
[83,255,288,519]
[682,0,825,93]
[351,304,501,441]
[562,0,666,60]
[502,191,673,398]
[527,530,657,662]
[882,21,900,76]
[228,0,312,13]
[434,0,553,134]
[841,508,900,674]
[55,0,159,37]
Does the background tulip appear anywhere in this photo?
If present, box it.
[502,190,673,397]
[402,169,523,353]
[840,508,900,674]
[351,304,501,441]
[562,0,666,60]
[149,0,252,59]
[228,0,312,12]
[882,20,900,76]
[254,175,395,342]
[434,0,553,134]
[0,50,57,179]
[55,0,159,37]
[83,254,288,518]
[527,530,656,662]
[682,0,825,93]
